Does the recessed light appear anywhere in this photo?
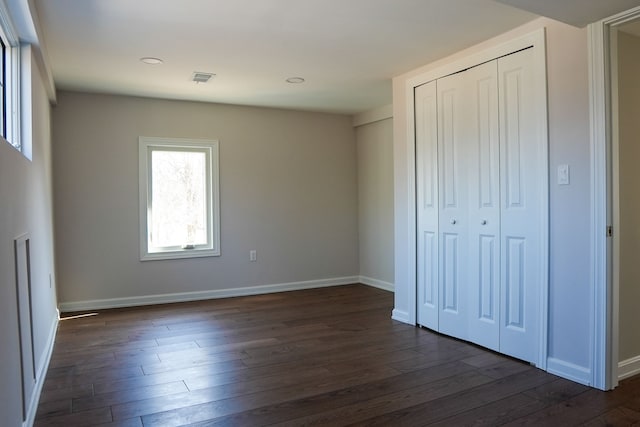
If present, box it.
[140,57,164,65]
[286,77,305,84]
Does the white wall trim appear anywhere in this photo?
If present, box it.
[352,104,392,127]
[0,0,20,45]
[618,355,640,381]
[25,313,58,427]
[138,137,221,262]
[547,357,592,387]
[587,4,640,391]
[587,17,614,392]
[58,276,360,312]
[359,276,394,292]
[404,29,546,90]
[5,0,57,103]
[391,309,411,323]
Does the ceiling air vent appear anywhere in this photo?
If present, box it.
[191,72,215,83]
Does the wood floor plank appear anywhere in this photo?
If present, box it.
[38,382,94,404]
[426,393,548,427]
[521,377,591,404]
[35,397,72,419]
[144,355,247,375]
[502,388,626,426]
[187,337,280,354]
[272,371,495,427]
[72,380,189,412]
[317,362,556,427]
[153,321,321,346]
[115,341,201,359]
[581,406,640,426]
[183,364,331,393]
[91,363,247,395]
[476,358,535,380]
[35,284,640,427]
[190,362,482,427]
[119,364,401,423]
[95,417,143,427]
[34,407,112,427]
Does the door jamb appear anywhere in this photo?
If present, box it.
[588,5,640,391]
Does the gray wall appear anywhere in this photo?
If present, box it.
[617,31,640,362]
[0,49,57,426]
[392,17,594,380]
[544,17,591,372]
[356,117,394,287]
[53,92,359,306]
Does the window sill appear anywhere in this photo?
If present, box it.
[140,248,221,262]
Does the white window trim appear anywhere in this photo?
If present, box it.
[139,137,220,261]
[0,0,21,153]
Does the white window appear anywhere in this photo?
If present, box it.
[139,137,220,261]
[0,2,22,153]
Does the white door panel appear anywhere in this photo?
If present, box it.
[498,48,540,364]
[466,61,501,351]
[415,81,439,329]
[505,237,526,330]
[437,72,468,341]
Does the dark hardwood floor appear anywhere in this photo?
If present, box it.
[35,284,640,426]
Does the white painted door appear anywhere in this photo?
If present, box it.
[437,71,469,341]
[414,48,543,365]
[415,80,439,330]
[498,47,541,364]
[466,61,501,352]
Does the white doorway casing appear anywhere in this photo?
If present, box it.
[588,5,640,391]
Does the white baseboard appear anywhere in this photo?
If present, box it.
[25,312,58,427]
[359,276,394,292]
[58,276,361,312]
[618,355,640,381]
[391,308,412,324]
[546,357,592,386]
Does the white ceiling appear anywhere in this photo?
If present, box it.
[30,0,640,114]
[496,0,640,28]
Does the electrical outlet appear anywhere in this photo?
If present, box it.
[249,250,257,262]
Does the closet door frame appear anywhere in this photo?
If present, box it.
[401,28,549,369]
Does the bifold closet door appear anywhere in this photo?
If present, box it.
[415,80,439,330]
[466,61,501,352]
[436,70,469,341]
[414,73,468,339]
[415,47,542,365]
[416,62,500,344]
[498,47,540,363]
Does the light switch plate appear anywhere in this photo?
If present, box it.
[558,164,569,185]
